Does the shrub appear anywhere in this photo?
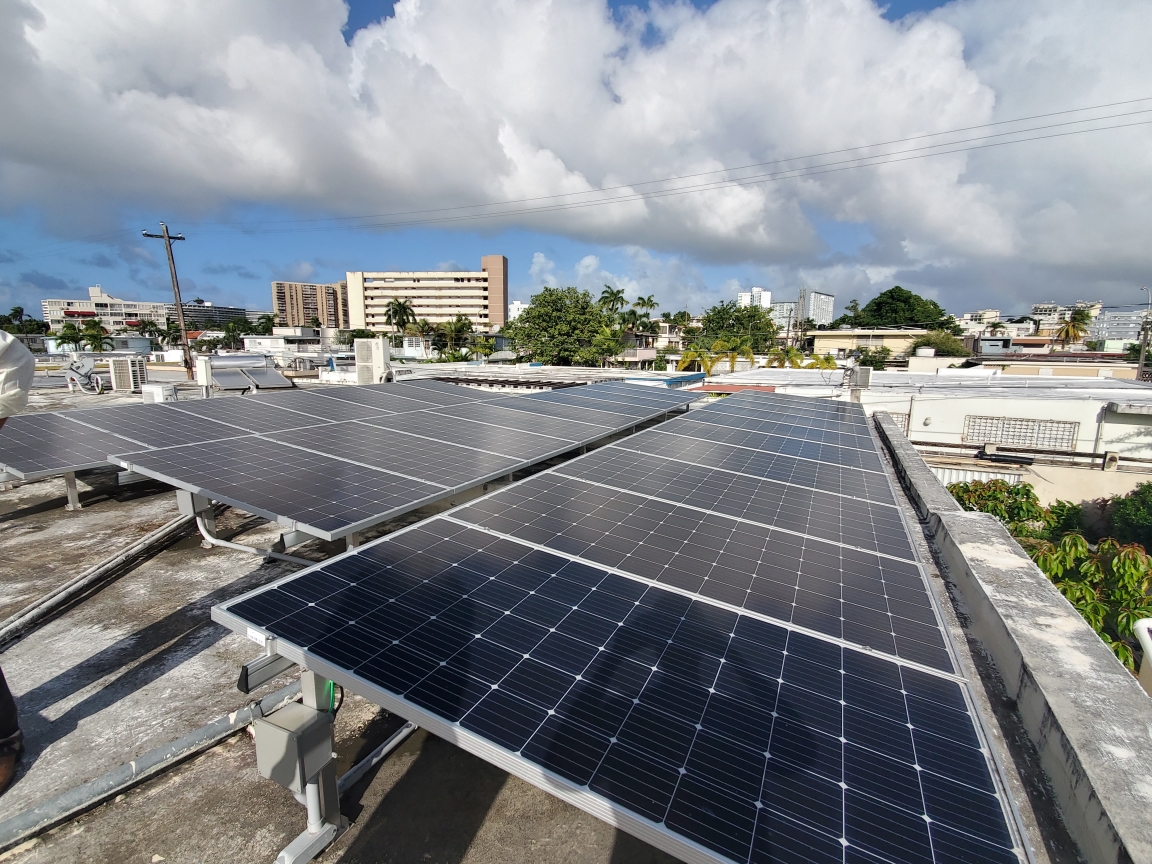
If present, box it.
[1030,535,1152,669]
[1110,482,1152,550]
[947,480,1051,537]
[909,331,971,357]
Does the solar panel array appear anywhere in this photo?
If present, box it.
[0,379,697,538]
[214,391,1024,864]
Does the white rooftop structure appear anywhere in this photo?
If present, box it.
[736,287,770,309]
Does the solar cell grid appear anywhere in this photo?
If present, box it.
[263,421,521,489]
[356,412,574,462]
[397,379,503,404]
[538,387,690,414]
[64,404,249,449]
[112,436,443,537]
[713,401,870,431]
[617,425,896,503]
[249,389,395,422]
[519,391,662,421]
[0,413,146,479]
[553,447,912,558]
[673,414,875,451]
[484,397,635,429]
[168,396,335,434]
[451,474,951,670]
[437,402,605,441]
[303,385,443,413]
[215,519,1020,864]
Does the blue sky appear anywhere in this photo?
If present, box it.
[5,0,1146,323]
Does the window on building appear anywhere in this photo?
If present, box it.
[962,415,1079,451]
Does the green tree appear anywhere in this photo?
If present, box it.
[54,322,84,351]
[831,287,959,332]
[254,314,276,335]
[8,307,24,334]
[633,294,657,316]
[592,326,626,365]
[221,318,253,349]
[599,286,627,322]
[910,331,971,357]
[698,301,778,353]
[766,346,805,368]
[437,315,474,354]
[161,317,185,349]
[719,335,755,372]
[384,298,416,340]
[854,346,891,370]
[81,319,113,352]
[804,354,839,369]
[342,328,377,344]
[501,287,611,366]
[1111,483,1152,550]
[1055,308,1091,348]
[677,339,727,375]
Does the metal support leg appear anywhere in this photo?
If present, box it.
[345,532,361,550]
[64,472,81,511]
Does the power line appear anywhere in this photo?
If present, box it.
[204,116,1152,235]
[8,97,1152,258]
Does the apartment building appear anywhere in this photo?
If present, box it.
[42,286,168,332]
[1030,300,1103,331]
[272,281,350,329]
[801,290,836,326]
[736,287,771,308]
[346,255,508,332]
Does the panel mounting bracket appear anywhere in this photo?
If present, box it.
[238,651,298,694]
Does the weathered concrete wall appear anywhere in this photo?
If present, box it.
[874,411,1152,864]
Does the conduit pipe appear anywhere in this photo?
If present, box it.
[0,682,302,854]
[196,516,313,567]
[1134,618,1152,697]
[336,721,418,796]
[0,513,198,651]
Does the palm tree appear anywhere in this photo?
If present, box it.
[984,321,1008,337]
[677,339,726,375]
[1055,309,1091,348]
[633,294,657,315]
[804,353,839,370]
[599,286,627,321]
[719,335,755,373]
[221,318,253,349]
[384,298,416,341]
[161,317,184,349]
[55,322,84,352]
[81,319,113,352]
[254,314,277,335]
[437,315,474,354]
[767,346,805,368]
[8,307,25,334]
[593,326,626,366]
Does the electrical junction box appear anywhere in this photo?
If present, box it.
[253,702,334,793]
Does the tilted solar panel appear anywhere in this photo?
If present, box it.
[214,518,1023,864]
[0,413,146,480]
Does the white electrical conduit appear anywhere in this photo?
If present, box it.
[1133,619,1152,697]
[196,516,313,566]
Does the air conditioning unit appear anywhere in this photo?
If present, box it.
[354,337,392,385]
[849,365,872,388]
[141,383,178,403]
[109,357,148,392]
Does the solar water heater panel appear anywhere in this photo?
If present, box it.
[242,366,295,389]
[211,368,257,391]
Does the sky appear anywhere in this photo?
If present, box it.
[1,0,1150,322]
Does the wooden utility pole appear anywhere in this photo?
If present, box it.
[142,223,193,379]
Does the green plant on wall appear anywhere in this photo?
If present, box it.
[1029,534,1152,669]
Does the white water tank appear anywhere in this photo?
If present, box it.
[914,347,936,357]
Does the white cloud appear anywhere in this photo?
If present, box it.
[1,0,1150,311]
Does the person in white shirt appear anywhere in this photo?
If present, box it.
[0,331,35,795]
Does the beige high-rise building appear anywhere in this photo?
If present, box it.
[272,281,350,329]
[346,255,508,333]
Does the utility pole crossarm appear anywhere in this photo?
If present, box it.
[141,222,194,379]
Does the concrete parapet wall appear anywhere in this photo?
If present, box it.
[873,411,1152,864]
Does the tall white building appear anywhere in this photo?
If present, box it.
[347,255,508,333]
[1088,310,1150,346]
[1030,301,1103,328]
[770,301,797,329]
[507,300,529,322]
[737,287,771,309]
[802,291,836,326]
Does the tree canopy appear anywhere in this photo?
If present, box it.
[909,331,971,357]
[831,287,959,333]
[501,286,611,366]
[698,301,778,352]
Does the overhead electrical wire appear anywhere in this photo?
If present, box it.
[7,96,1152,259]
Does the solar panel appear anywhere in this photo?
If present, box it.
[301,385,443,413]
[397,379,504,405]
[356,413,580,462]
[114,436,445,536]
[63,404,249,449]
[247,389,396,422]
[211,368,257,391]
[167,397,335,434]
[111,383,701,540]
[213,517,1023,864]
[485,396,650,428]
[263,421,522,489]
[242,366,295,389]
[0,413,147,480]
